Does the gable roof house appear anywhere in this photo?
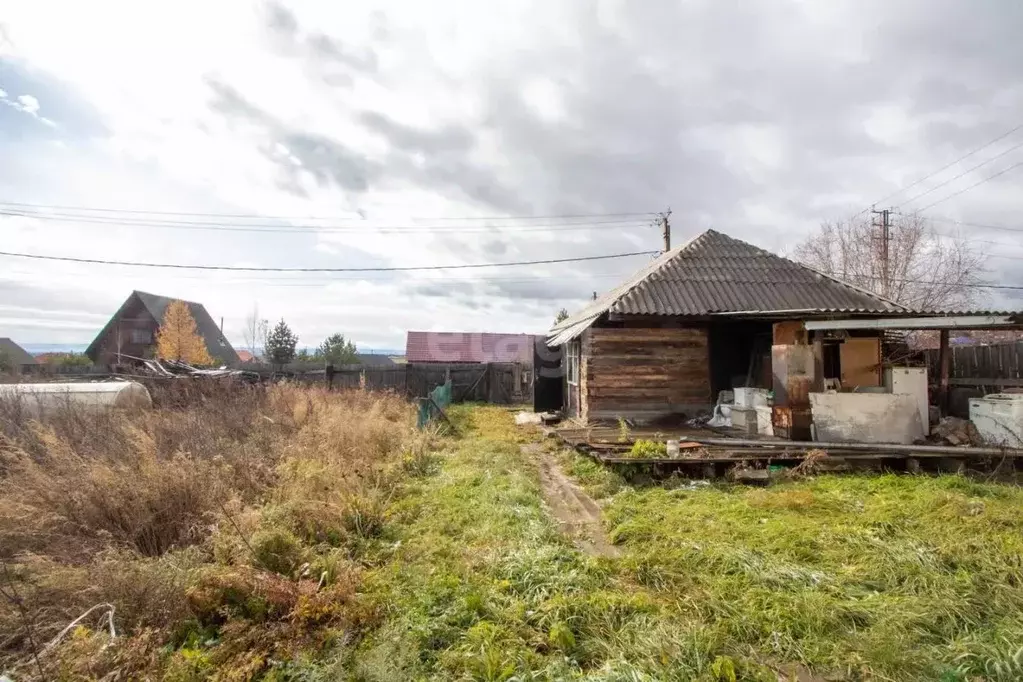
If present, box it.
[86,290,240,367]
[0,338,37,373]
[547,229,927,427]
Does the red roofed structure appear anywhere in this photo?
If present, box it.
[405,331,541,364]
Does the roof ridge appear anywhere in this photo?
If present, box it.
[549,229,714,333]
[651,229,907,310]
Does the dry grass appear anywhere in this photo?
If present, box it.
[0,383,416,680]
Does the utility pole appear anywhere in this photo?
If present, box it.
[659,208,672,252]
[871,207,892,297]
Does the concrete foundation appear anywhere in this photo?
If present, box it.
[810,392,925,445]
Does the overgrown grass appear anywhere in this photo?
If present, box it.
[0,384,421,680]
[5,399,1021,681]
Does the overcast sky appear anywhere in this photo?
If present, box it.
[1,0,1021,352]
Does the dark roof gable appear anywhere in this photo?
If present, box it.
[0,338,37,366]
[86,290,240,365]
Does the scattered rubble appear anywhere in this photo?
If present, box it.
[134,358,260,382]
[931,417,983,447]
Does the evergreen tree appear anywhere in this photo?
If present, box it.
[265,318,299,369]
[317,333,358,366]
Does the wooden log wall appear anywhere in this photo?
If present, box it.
[582,327,713,422]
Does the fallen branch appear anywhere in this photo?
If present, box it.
[39,603,117,658]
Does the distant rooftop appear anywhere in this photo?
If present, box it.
[405,331,539,363]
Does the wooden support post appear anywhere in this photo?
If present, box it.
[811,333,825,393]
[938,329,950,416]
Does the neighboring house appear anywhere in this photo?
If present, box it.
[356,353,397,367]
[236,350,257,363]
[548,229,927,424]
[405,331,541,364]
[86,290,240,367]
[0,338,37,373]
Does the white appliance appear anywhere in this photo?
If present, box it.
[969,394,1023,447]
[884,367,929,436]
[734,387,769,409]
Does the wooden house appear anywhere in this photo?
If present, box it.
[86,290,239,367]
[548,230,911,426]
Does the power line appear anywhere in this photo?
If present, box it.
[0,209,654,234]
[0,249,660,272]
[915,160,1023,213]
[0,200,656,222]
[920,214,1023,234]
[858,121,1023,213]
[854,274,1023,291]
[895,138,1023,209]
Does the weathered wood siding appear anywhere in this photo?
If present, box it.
[582,327,713,422]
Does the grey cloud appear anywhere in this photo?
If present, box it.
[247,2,1023,315]
[265,1,298,36]
[263,1,377,87]
[481,239,508,258]
[359,110,529,215]
[206,77,378,196]
[413,1,1021,313]
[361,111,473,154]
[0,280,117,317]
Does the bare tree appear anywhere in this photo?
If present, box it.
[242,304,269,359]
[793,213,985,310]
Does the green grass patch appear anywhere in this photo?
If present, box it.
[349,406,775,681]
[604,473,1023,680]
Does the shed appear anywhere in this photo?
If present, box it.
[548,229,923,425]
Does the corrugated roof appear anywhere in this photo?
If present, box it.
[406,331,539,363]
[549,229,908,345]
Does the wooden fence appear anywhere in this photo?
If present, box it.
[11,361,534,405]
[263,362,532,405]
[924,342,1023,388]
[924,341,1023,417]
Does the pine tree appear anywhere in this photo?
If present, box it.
[156,300,215,365]
[554,308,569,324]
[265,319,298,369]
[317,333,358,366]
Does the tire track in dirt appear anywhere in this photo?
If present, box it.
[524,444,620,558]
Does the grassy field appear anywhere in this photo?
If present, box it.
[1,396,1022,680]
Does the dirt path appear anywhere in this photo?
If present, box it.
[524,444,620,558]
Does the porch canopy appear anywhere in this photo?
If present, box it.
[804,311,1023,413]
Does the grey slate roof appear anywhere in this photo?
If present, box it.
[0,338,37,366]
[549,229,908,345]
[356,353,397,367]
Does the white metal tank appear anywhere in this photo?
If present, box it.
[969,393,1023,447]
[0,381,152,416]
